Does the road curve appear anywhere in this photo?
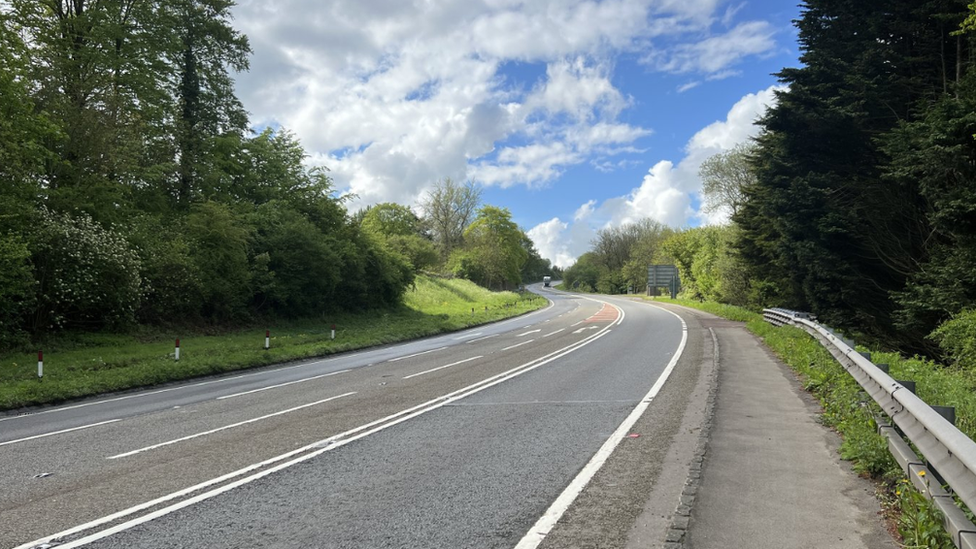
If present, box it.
[3,287,691,549]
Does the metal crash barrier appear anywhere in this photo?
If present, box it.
[763,308,976,549]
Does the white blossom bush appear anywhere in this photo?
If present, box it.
[29,208,141,330]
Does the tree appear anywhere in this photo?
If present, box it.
[698,143,755,218]
[420,178,481,261]
[360,203,437,272]
[734,0,972,350]
[561,252,603,292]
[883,72,976,343]
[520,233,555,283]
[620,219,673,292]
[170,0,250,206]
[451,206,527,289]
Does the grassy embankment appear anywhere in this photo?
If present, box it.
[644,296,976,548]
[0,276,546,411]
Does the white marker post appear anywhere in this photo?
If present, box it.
[37,350,43,379]
[175,338,180,361]
[265,330,270,350]
[331,324,336,340]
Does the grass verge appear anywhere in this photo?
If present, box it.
[0,276,546,411]
[644,296,974,549]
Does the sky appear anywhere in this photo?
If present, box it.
[230,0,802,268]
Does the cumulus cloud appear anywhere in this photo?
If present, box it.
[231,0,782,210]
[528,217,597,269]
[528,85,783,267]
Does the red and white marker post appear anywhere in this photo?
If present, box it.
[175,338,181,361]
[37,350,43,379]
[265,330,270,350]
[331,324,336,340]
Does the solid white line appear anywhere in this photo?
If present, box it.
[402,356,483,379]
[0,419,122,448]
[0,347,373,426]
[453,332,483,340]
[517,329,541,337]
[570,320,583,327]
[0,376,247,424]
[216,370,349,400]
[386,346,447,362]
[107,392,356,459]
[515,303,684,549]
[16,300,612,549]
[542,328,565,338]
[502,339,534,351]
[467,334,499,343]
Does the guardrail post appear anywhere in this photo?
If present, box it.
[857,351,871,361]
[896,380,916,394]
[875,363,889,374]
[932,406,957,426]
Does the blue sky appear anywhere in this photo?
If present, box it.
[231,0,802,267]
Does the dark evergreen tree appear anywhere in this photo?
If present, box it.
[736,0,971,350]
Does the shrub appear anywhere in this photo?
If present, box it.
[28,209,141,331]
[0,235,34,346]
[249,201,342,317]
[127,215,204,323]
[930,308,976,371]
[185,202,251,322]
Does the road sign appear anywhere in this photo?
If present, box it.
[647,264,678,287]
[647,264,680,299]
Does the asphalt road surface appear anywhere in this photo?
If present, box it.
[2,286,697,549]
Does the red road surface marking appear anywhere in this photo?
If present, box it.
[584,304,619,323]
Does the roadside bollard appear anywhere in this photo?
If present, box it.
[38,350,43,379]
[331,324,336,340]
[175,338,180,361]
[265,330,270,350]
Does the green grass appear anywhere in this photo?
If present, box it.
[645,296,971,548]
[0,276,546,411]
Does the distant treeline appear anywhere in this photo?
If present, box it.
[0,1,555,348]
[566,0,976,363]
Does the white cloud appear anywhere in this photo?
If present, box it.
[642,20,777,77]
[231,0,782,212]
[530,85,783,266]
[574,200,597,221]
[527,217,596,269]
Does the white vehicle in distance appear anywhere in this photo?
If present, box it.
[543,276,551,287]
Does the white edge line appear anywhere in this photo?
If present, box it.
[467,334,499,343]
[106,392,357,460]
[453,332,483,340]
[16,301,610,549]
[0,376,247,424]
[502,339,535,351]
[216,370,350,400]
[402,356,483,380]
[0,347,372,425]
[386,346,448,363]
[0,419,122,448]
[514,302,685,549]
